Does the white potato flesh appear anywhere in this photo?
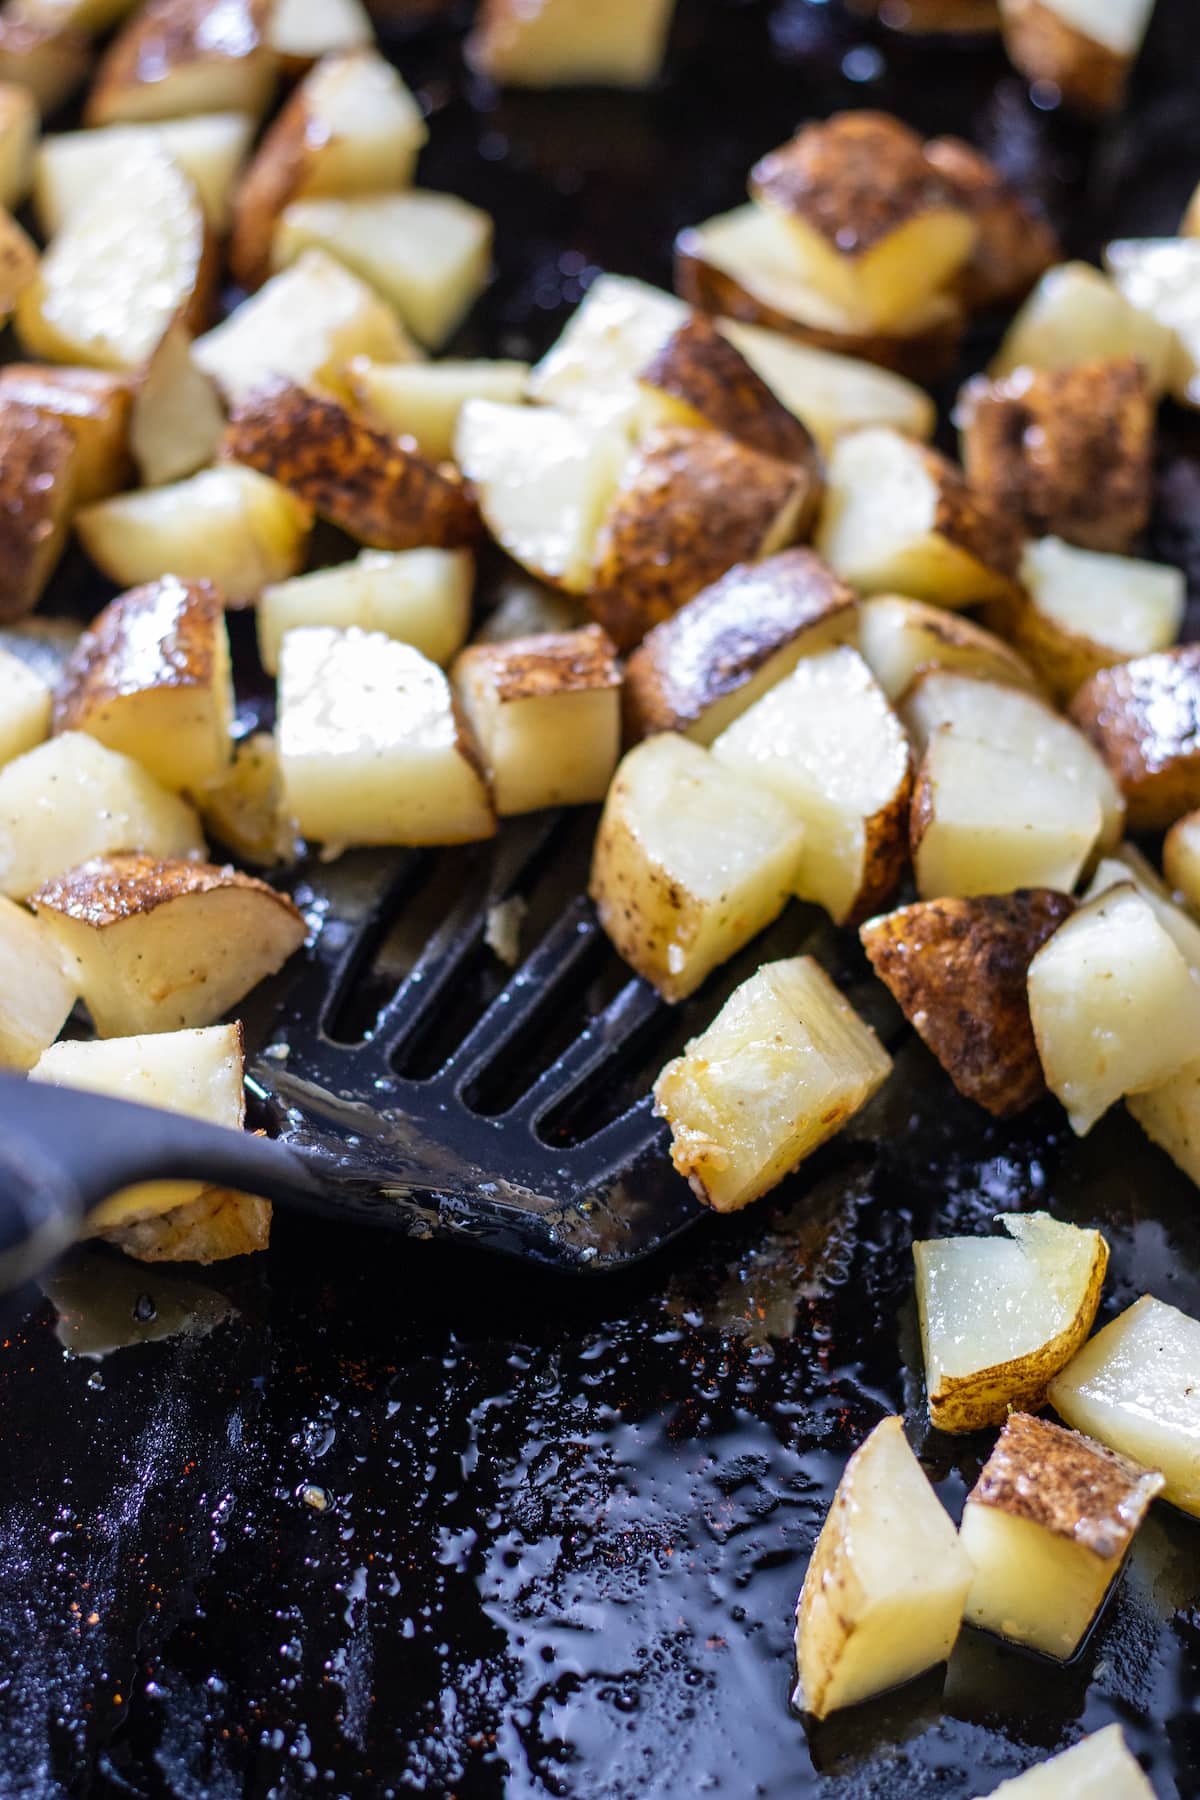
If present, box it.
[0,81,36,213]
[76,467,312,606]
[817,426,1014,606]
[268,0,371,63]
[192,248,418,408]
[259,549,473,674]
[975,1725,1154,1799]
[1127,1061,1200,1187]
[0,732,204,898]
[914,1213,1108,1432]
[199,730,292,867]
[654,955,892,1212]
[1035,0,1154,53]
[991,261,1174,391]
[291,50,427,195]
[712,646,910,924]
[719,318,935,454]
[0,895,75,1070]
[469,0,674,87]
[130,321,225,486]
[1050,1295,1200,1517]
[278,627,495,847]
[17,144,206,372]
[858,594,1038,703]
[1028,883,1200,1135]
[1105,237,1200,409]
[1084,853,1200,974]
[35,113,254,234]
[588,734,806,1003]
[793,1416,971,1719]
[30,1023,244,1229]
[349,358,530,462]
[455,400,627,593]
[1021,535,1184,658]
[274,191,493,350]
[0,646,51,767]
[962,1503,1118,1661]
[526,273,687,433]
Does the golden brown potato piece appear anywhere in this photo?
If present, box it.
[922,135,1060,311]
[623,548,857,744]
[0,402,76,622]
[1164,811,1200,917]
[1069,646,1200,830]
[99,1184,271,1263]
[0,207,35,322]
[0,13,88,114]
[588,426,814,651]
[637,313,822,470]
[222,380,479,551]
[858,594,1041,702]
[999,0,1145,113]
[860,890,1074,1115]
[86,0,277,125]
[957,358,1153,553]
[466,0,675,87]
[0,364,132,505]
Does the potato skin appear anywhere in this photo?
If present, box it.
[86,0,275,125]
[223,380,480,550]
[924,135,1059,310]
[0,364,133,504]
[750,112,960,254]
[958,358,1153,553]
[30,851,304,936]
[588,426,813,651]
[1069,646,1200,829]
[969,1411,1160,1558]
[53,575,223,735]
[861,889,1074,1116]
[455,622,619,704]
[229,73,316,289]
[638,313,821,470]
[0,403,76,622]
[926,442,1023,582]
[98,1185,271,1262]
[1000,0,1131,113]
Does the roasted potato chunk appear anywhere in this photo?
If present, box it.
[991,259,1174,390]
[34,113,255,237]
[223,380,478,551]
[349,357,529,463]
[989,1728,1154,1798]
[922,134,1058,310]
[636,313,822,470]
[0,364,132,504]
[1069,645,1200,830]
[623,548,857,744]
[198,730,293,867]
[0,894,76,1071]
[0,13,88,114]
[860,889,1073,1115]
[0,207,35,323]
[129,322,225,488]
[0,402,75,623]
[858,594,1039,702]
[86,0,277,125]
[1164,810,1200,916]
[267,0,371,74]
[998,0,1154,113]
[1083,847,1200,972]
[100,1183,271,1263]
[527,271,686,434]
[0,645,51,767]
[466,0,675,87]
[259,547,473,674]
[589,426,814,650]
[0,79,34,211]
[1104,237,1200,412]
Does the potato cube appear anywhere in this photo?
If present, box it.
[858,594,1038,702]
[0,80,35,212]
[0,731,204,899]
[526,272,686,434]
[792,1415,970,1719]
[198,731,292,867]
[961,1411,1162,1659]
[35,113,255,236]
[273,190,493,350]
[1083,847,1200,972]
[654,955,892,1212]
[1126,1062,1200,1188]
[1104,238,1200,411]
[0,364,131,505]
[588,734,805,1003]
[1165,810,1200,914]
[278,627,496,847]
[466,0,675,88]
[455,399,628,593]
[0,14,88,116]
[713,646,912,925]
[452,625,620,814]
[259,548,473,675]
[624,549,857,744]
[860,889,1073,1116]
[991,260,1174,390]
[1069,645,1200,830]
[0,895,75,1070]
[999,0,1155,113]
[86,0,277,126]
[76,466,312,607]
[0,403,76,622]
[1051,1295,1200,1518]
[348,357,529,462]
[816,427,1019,607]
[30,852,305,1036]
[267,0,371,72]
[636,312,822,469]
[0,206,35,326]
[0,646,51,768]
[98,1183,270,1263]
[923,134,1059,312]
[976,1725,1154,1798]
[1028,882,1200,1134]
[129,321,225,488]
[52,577,233,795]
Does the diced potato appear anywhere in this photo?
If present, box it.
[29,1023,246,1231]
[198,730,293,867]
[0,364,131,505]
[590,425,814,650]
[816,427,1019,608]
[1027,882,1200,1134]
[267,0,371,72]
[1126,1061,1200,1187]
[16,144,213,374]
[0,731,204,899]
[274,190,493,351]
[0,646,51,768]
[0,14,88,116]
[0,79,35,212]
[0,404,76,622]
[1069,645,1200,830]
[452,625,620,814]
[86,0,277,126]
[713,646,912,925]
[860,890,1073,1116]
[230,50,427,287]
[0,207,36,323]
[527,272,686,433]
[30,852,305,1036]
[624,548,857,744]
[1104,237,1200,411]
[1050,1295,1200,1516]
[223,380,478,550]
[749,113,977,331]
[100,1183,270,1262]
[999,0,1155,113]
[0,895,75,1070]
[348,357,529,462]
[130,321,225,487]
[961,1411,1161,1659]
[76,466,311,607]
[636,312,822,469]
[974,1725,1154,1798]
[35,113,255,236]
[958,358,1153,554]
[466,0,675,88]
[1164,811,1200,914]
[278,627,496,847]
[914,1213,1108,1432]
[588,734,805,1003]
[858,594,1038,702]
[259,548,473,674]
[910,729,1101,900]
[654,956,892,1213]
[1085,843,1200,974]
[192,248,418,409]
[792,1416,970,1720]
[923,133,1059,312]
[991,260,1174,391]
[52,577,233,795]
[455,399,628,594]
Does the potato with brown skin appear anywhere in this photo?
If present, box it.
[637,314,823,470]
[0,13,88,114]
[222,380,480,552]
[1070,646,1200,830]
[923,136,1059,311]
[588,426,814,651]
[86,0,277,126]
[623,548,858,744]
[858,594,1041,702]
[0,403,76,622]
[860,890,1074,1116]
[0,208,35,322]
[0,364,132,504]
[999,0,1137,113]
[958,358,1153,554]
